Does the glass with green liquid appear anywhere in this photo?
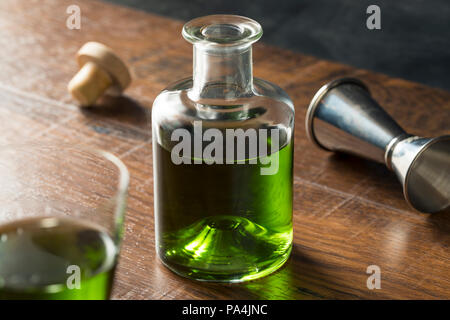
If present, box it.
[0,144,129,299]
[152,15,295,282]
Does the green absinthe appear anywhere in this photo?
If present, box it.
[154,137,293,282]
[153,15,295,282]
[0,217,117,299]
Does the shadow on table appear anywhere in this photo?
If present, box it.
[427,206,450,245]
[80,95,151,131]
[324,152,413,210]
[181,244,360,300]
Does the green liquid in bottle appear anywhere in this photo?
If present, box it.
[154,140,293,282]
[0,217,117,299]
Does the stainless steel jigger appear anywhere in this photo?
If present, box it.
[306,78,450,213]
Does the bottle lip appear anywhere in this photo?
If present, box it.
[182,15,262,48]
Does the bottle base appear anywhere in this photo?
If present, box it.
[157,215,292,283]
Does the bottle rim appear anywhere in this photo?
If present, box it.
[182,15,263,48]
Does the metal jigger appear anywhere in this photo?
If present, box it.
[306,78,450,213]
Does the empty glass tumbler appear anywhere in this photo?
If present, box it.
[152,15,294,282]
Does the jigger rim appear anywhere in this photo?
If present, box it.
[306,77,369,151]
[403,135,450,213]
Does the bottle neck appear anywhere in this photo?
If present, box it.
[191,44,254,100]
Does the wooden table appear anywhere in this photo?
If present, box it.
[1,0,449,299]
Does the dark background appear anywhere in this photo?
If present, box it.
[104,0,450,91]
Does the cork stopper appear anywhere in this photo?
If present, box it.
[68,42,131,107]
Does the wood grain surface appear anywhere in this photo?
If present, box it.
[0,0,449,299]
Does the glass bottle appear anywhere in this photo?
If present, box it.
[152,15,294,282]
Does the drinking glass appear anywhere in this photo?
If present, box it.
[0,143,129,299]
